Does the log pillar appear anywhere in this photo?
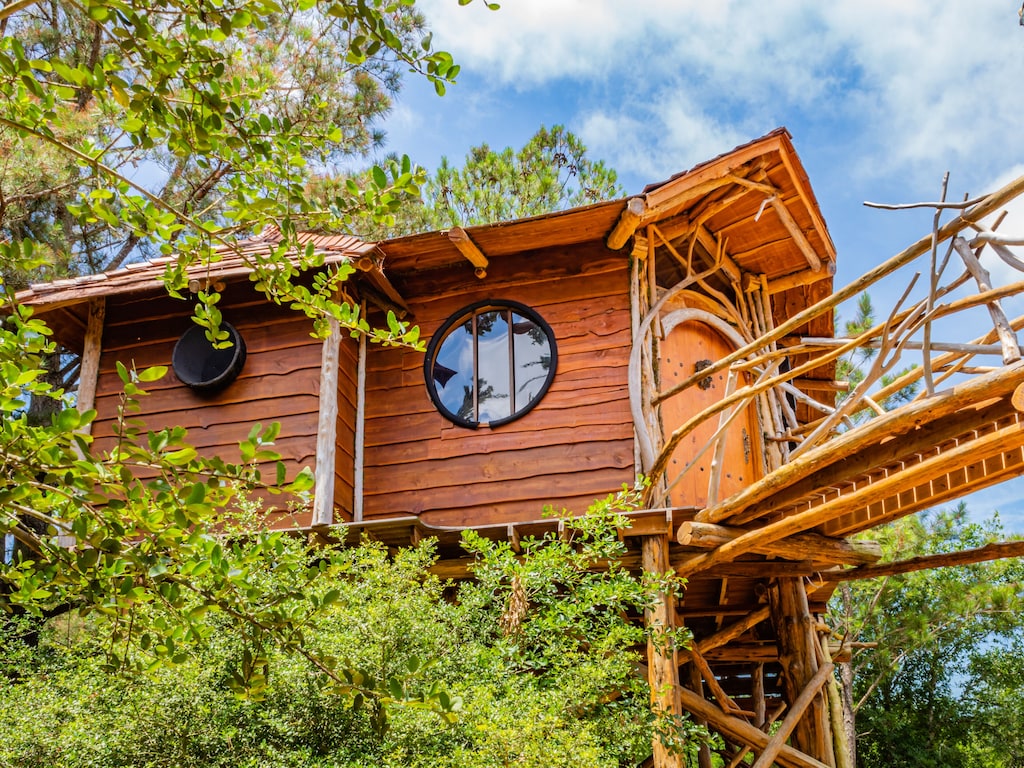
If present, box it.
[77,297,106,431]
[312,318,341,527]
[687,664,714,768]
[642,533,684,768]
[768,577,835,766]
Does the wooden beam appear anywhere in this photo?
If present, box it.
[762,261,836,295]
[768,578,833,763]
[353,327,367,522]
[76,297,105,434]
[822,540,1024,583]
[447,227,489,276]
[753,662,767,728]
[312,318,341,527]
[737,401,1020,525]
[1013,381,1024,412]
[769,196,823,272]
[679,560,824,579]
[823,440,1024,537]
[821,637,853,768]
[360,262,410,316]
[703,643,851,664]
[607,197,646,251]
[680,416,1024,577]
[790,377,848,393]
[698,358,1024,526]
[678,521,881,565]
[677,686,830,768]
[751,663,834,768]
[690,644,748,716]
[689,663,715,768]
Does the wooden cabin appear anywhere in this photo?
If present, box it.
[19,128,1024,767]
[19,129,835,529]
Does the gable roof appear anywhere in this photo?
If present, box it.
[13,128,835,351]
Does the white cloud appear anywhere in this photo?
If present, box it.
[975,164,1024,291]
[578,88,749,186]
[418,0,1024,184]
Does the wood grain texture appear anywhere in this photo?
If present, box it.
[363,243,633,524]
[93,292,325,511]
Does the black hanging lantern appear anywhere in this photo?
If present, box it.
[172,322,247,392]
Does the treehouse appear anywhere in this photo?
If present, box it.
[17,128,1024,768]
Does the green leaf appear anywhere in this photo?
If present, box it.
[387,677,404,699]
[136,368,165,389]
[164,447,197,466]
[56,408,81,432]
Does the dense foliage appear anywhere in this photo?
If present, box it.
[1,494,667,768]
[0,0,480,343]
[832,505,1024,768]
[348,124,624,238]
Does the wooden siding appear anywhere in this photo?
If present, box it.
[363,242,635,527]
[334,334,358,520]
[91,284,324,527]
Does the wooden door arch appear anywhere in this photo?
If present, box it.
[659,309,764,511]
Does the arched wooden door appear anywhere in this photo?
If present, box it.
[659,312,763,511]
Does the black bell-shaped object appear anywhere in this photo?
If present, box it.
[172,322,247,393]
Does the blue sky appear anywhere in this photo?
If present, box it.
[380,0,1024,531]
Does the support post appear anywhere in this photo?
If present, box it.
[642,533,684,768]
[312,318,340,527]
[687,665,714,768]
[77,297,105,433]
[353,326,367,521]
[769,578,835,766]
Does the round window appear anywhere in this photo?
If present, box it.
[424,300,557,428]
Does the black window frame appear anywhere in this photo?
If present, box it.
[423,299,558,429]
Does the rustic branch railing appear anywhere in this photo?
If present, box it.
[637,173,1024,515]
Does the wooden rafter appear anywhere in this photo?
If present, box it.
[447,226,489,277]
[820,539,1024,583]
[607,197,646,250]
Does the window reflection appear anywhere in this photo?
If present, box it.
[426,302,556,427]
[476,310,510,422]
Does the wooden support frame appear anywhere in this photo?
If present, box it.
[608,197,647,251]
[679,411,1024,577]
[696,358,1024,527]
[353,326,367,522]
[762,261,836,295]
[821,539,1024,584]
[751,661,835,768]
[642,533,684,768]
[678,521,881,565]
[77,297,105,434]
[768,578,833,763]
[312,318,341,527]
[353,248,411,315]
[677,686,830,768]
